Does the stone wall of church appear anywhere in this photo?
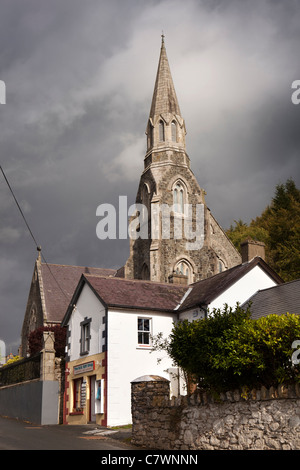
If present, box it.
[21,261,45,356]
[125,160,241,283]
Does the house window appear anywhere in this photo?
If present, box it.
[159,120,165,142]
[80,317,91,355]
[138,318,151,346]
[171,121,177,142]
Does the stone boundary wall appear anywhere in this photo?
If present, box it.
[131,375,300,450]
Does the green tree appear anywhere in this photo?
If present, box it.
[226,178,300,281]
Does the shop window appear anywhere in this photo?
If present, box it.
[73,378,83,411]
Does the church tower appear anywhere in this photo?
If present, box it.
[125,36,241,284]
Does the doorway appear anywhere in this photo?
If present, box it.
[89,375,96,422]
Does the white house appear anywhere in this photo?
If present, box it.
[61,256,282,427]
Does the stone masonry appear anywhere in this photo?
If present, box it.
[125,37,241,284]
[131,376,300,450]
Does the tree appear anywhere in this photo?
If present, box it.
[227,178,300,281]
[28,325,66,357]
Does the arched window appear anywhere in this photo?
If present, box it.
[173,181,185,213]
[159,120,165,142]
[141,263,150,280]
[174,260,192,283]
[171,121,177,142]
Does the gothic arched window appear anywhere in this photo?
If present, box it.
[173,181,185,213]
[141,263,150,280]
[159,120,165,142]
[171,121,177,142]
[174,259,192,283]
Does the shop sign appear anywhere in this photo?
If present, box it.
[73,361,95,375]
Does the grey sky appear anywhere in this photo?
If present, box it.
[0,0,299,353]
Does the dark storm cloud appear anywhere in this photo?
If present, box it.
[0,0,299,352]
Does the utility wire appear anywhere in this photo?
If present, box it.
[0,165,69,301]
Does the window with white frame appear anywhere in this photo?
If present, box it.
[137,317,151,346]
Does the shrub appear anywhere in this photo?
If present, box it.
[165,305,300,393]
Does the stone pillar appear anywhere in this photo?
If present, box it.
[131,375,170,446]
[40,331,56,381]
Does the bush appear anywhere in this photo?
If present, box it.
[28,325,66,357]
[166,305,300,393]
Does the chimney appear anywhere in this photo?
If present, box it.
[241,238,265,263]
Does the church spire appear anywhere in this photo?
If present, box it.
[146,36,186,155]
[149,35,181,119]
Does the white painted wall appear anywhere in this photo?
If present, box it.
[68,283,106,362]
[107,308,179,426]
[66,284,180,426]
[209,265,278,312]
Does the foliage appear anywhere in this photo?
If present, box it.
[157,305,300,393]
[226,178,300,281]
[2,355,22,367]
[28,325,66,357]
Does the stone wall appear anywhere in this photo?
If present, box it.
[131,376,300,450]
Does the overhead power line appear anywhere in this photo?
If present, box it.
[0,165,69,302]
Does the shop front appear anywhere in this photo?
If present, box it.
[64,352,106,425]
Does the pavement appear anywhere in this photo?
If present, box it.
[0,415,139,450]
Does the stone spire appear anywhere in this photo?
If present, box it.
[146,36,186,155]
[149,34,181,119]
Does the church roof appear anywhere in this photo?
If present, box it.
[149,36,181,119]
[40,263,117,323]
[241,278,300,319]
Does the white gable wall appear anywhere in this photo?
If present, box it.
[107,308,178,426]
[209,265,278,312]
[68,283,106,361]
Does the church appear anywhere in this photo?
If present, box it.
[19,38,283,426]
[124,35,241,284]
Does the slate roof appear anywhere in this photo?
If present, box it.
[241,278,300,320]
[83,274,188,312]
[40,263,117,322]
[178,257,283,311]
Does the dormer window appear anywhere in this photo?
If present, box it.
[159,120,165,142]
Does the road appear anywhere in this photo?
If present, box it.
[0,415,138,451]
